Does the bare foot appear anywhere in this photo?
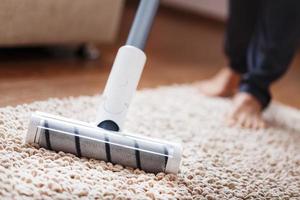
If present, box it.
[197,68,240,97]
[226,92,266,129]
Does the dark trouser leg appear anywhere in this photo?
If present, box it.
[225,0,260,74]
[240,0,300,109]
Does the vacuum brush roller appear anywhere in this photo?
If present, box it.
[26,112,182,174]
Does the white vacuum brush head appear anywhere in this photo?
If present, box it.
[26,112,182,174]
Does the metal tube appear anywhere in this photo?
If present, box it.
[126,0,160,50]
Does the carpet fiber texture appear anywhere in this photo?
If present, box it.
[0,85,299,199]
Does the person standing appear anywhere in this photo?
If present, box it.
[198,0,300,129]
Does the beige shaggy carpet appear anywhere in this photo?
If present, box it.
[0,85,299,200]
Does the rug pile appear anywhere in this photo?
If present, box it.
[0,85,299,199]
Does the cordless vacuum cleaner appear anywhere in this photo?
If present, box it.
[25,0,182,174]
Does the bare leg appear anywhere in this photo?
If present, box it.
[197,68,240,97]
[226,92,266,129]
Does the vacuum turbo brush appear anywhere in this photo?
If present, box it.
[25,0,182,174]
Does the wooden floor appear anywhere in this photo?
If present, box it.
[0,3,299,109]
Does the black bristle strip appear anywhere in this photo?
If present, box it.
[164,146,169,168]
[134,141,142,169]
[104,135,112,163]
[44,120,52,151]
[74,127,82,157]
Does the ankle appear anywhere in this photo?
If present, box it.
[235,92,263,111]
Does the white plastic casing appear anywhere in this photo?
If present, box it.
[26,112,42,144]
[165,143,183,174]
[97,45,146,130]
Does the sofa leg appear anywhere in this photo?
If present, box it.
[76,43,100,60]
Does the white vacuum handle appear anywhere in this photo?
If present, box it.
[97,0,159,131]
[97,45,146,130]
